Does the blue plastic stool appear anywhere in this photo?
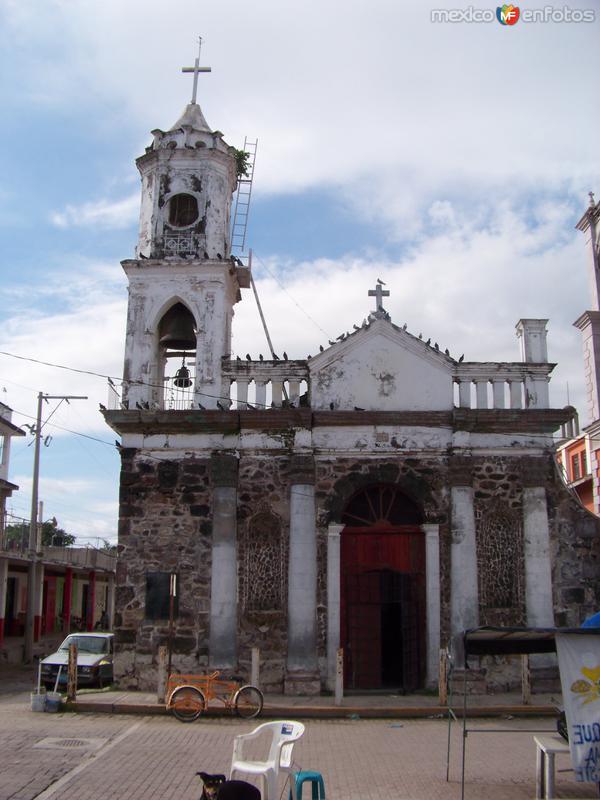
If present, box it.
[288,770,326,800]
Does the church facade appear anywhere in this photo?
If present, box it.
[103,83,600,694]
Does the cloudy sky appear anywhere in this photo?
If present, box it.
[0,0,598,545]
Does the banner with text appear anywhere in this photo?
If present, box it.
[556,632,600,783]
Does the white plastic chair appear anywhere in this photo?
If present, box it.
[230,720,305,800]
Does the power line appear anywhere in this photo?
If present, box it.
[12,409,116,448]
[0,349,272,407]
[0,350,572,444]
[0,350,119,382]
[251,251,332,339]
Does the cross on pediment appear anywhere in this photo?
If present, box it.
[368,281,390,313]
[182,37,212,105]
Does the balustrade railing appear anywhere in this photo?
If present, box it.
[223,359,310,409]
[109,362,552,414]
[452,363,552,410]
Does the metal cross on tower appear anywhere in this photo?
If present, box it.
[182,37,212,105]
[368,281,390,312]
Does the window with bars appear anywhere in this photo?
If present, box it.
[168,193,199,228]
[145,572,179,620]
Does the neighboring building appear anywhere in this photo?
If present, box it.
[555,412,595,513]
[555,194,600,515]
[0,540,116,661]
[103,69,600,694]
[0,402,25,541]
[0,404,116,661]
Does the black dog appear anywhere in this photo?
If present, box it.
[197,772,226,800]
[197,773,260,800]
[217,781,260,800]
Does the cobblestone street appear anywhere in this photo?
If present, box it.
[0,676,598,800]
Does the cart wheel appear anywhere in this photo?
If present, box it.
[169,686,205,722]
[234,685,264,719]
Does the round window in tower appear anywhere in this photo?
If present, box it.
[168,193,199,228]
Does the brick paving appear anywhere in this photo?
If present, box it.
[0,664,597,800]
[0,689,598,800]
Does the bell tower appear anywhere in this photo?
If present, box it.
[120,46,250,410]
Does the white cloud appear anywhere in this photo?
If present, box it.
[233,196,589,417]
[51,194,139,230]
[0,0,597,543]
[0,262,127,435]
[2,0,598,221]
[9,474,119,543]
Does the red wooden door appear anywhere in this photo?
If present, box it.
[345,571,382,688]
[339,485,426,691]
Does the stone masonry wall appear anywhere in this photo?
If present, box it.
[114,449,212,689]
[114,445,600,693]
[547,468,600,625]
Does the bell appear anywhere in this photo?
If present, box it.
[173,364,192,389]
[159,303,197,351]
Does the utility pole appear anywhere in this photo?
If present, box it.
[24,393,87,662]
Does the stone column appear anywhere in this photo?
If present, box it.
[423,524,441,688]
[521,458,554,627]
[449,457,479,658]
[0,558,7,648]
[285,454,319,694]
[209,452,239,668]
[326,522,344,690]
[574,311,600,424]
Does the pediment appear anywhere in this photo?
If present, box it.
[308,318,454,411]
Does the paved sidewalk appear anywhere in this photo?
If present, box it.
[0,678,597,800]
[2,705,598,800]
[69,686,560,719]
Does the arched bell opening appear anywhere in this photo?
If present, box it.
[340,484,426,692]
[158,302,197,410]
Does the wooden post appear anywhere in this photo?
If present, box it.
[167,574,177,677]
[251,647,260,688]
[439,648,448,706]
[334,648,343,706]
[521,654,531,705]
[67,643,77,701]
[157,645,167,704]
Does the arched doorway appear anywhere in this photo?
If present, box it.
[340,484,426,691]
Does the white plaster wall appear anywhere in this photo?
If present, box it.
[312,425,452,454]
[119,425,553,459]
[121,262,239,408]
[137,148,236,259]
[310,325,453,411]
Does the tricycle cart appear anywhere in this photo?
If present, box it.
[166,670,264,722]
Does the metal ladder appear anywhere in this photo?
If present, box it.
[231,137,258,252]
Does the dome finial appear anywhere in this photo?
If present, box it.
[182,36,211,105]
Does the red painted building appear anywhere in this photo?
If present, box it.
[557,195,600,515]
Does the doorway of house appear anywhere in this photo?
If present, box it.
[340,484,426,692]
[5,577,17,634]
